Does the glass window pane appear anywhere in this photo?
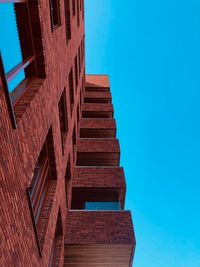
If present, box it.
[85,202,120,211]
[0,4,23,73]
[8,69,25,93]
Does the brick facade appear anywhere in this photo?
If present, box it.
[0,1,135,266]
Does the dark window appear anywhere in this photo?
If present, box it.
[77,103,80,123]
[82,77,85,94]
[68,68,74,114]
[29,143,51,224]
[27,128,57,253]
[80,89,82,108]
[78,46,81,75]
[58,89,68,153]
[48,209,63,266]
[74,55,78,88]
[80,40,82,64]
[76,0,80,27]
[81,39,84,64]
[64,0,71,43]
[82,0,84,19]
[72,0,76,16]
[72,125,76,163]
[49,0,61,30]
[0,2,45,128]
[65,158,72,209]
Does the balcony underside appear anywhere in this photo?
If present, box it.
[64,244,133,267]
[80,118,116,138]
[82,110,113,118]
[76,152,119,166]
[80,128,116,138]
[64,211,135,267]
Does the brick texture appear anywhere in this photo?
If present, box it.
[0,0,85,265]
[65,211,135,244]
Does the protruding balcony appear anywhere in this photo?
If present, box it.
[85,74,110,91]
[64,211,136,267]
[76,138,120,166]
[80,118,116,138]
[72,167,126,209]
[84,91,111,103]
[82,103,113,118]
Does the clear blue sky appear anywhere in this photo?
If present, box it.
[85,1,200,266]
[0,4,25,92]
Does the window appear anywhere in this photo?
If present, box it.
[77,103,80,123]
[27,128,57,253]
[65,158,72,209]
[29,143,51,222]
[74,55,78,88]
[82,0,84,19]
[78,46,81,75]
[49,0,61,31]
[72,125,77,163]
[64,0,71,43]
[81,39,84,65]
[0,2,45,128]
[72,0,76,16]
[68,68,74,114]
[76,0,80,27]
[80,89,82,107]
[85,202,121,211]
[58,89,68,153]
[48,209,63,267]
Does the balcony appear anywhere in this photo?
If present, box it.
[84,91,111,103]
[82,103,113,118]
[72,167,126,208]
[64,210,136,267]
[80,118,116,138]
[85,74,110,91]
[76,138,120,166]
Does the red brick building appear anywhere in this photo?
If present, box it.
[0,1,136,266]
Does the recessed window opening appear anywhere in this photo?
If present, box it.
[72,0,76,16]
[49,0,61,30]
[76,0,80,27]
[29,142,51,225]
[65,158,72,209]
[74,55,78,87]
[0,3,36,94]
[64,0,71,43]
[58,89,68,153]
[68,68,74,114]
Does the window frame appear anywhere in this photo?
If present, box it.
[0,1,45,128]
[58,88,68,154]
[68,68,74,115]
[72,0,76,16]
[64,0,71,44]
[76,0,80,27]
[49,0,61,31]
[74,55,78,88]
[27,127,57,255]
[65,157,72,209]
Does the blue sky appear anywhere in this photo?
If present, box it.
[0,4,25,92]
[85,1,200,266]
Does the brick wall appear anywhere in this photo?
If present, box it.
[0,0,85,265]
